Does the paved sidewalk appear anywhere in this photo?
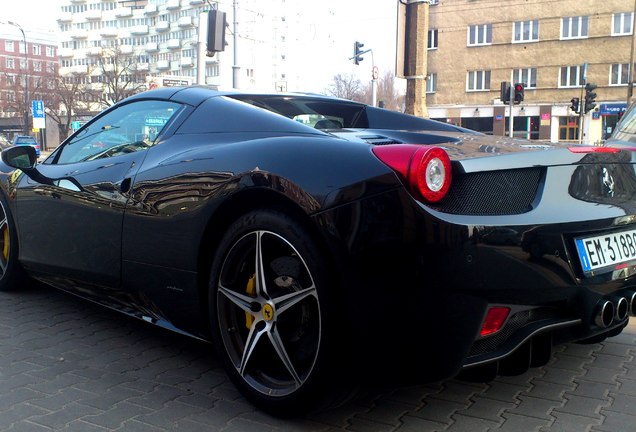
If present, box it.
[0,283,635,431]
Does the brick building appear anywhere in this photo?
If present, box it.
[424,0,634,143]
[0,26,58,140]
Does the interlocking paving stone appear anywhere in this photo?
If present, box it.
[554,394,609,419]
[523,379,575,402]
[492,412,548,432]
[2,285,636,430]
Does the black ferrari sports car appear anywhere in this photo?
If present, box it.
[1,86,636,414]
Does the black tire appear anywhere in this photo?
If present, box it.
[0,193,25,291]
[209,209,347,415]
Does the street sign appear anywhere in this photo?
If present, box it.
[71,121,81,130]
[32,100,46,129]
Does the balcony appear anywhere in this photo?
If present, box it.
[86,47,103,56]
[57,13,73,23]
[70,29,88,39]
[145,42,159,52]
[144,4,158,15]
[85,10,102,20]
[130,25,149,35]
[167,38,181,49]
[170,61,180,71]
[156,60,170,70]
[120,45,134,54]
[177,16,194,27]
[115,7,132,17]
[189,0,205,4]
[180,56,194,67]
[70,0,86,3]
[73,65,88,74]
[137,63,149,71]
[156,21,170,32]
[100,28,118,37]
[58,48,74,58]
[166,0,180,9]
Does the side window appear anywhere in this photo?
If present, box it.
[55,100,182,164]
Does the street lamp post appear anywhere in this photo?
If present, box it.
[6,21,29,136]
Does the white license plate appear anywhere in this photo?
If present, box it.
[575,229,636,273]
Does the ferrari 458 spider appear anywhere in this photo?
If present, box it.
[2,87,636,414]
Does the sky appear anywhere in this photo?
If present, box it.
[3,0,399,93]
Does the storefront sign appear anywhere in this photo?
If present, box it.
[495,115,503,121]
[600,103,627,116]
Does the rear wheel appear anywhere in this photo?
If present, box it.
[0,194,25,291]
[209,209,344,414]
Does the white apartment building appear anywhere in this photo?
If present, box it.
[57,0,301,92]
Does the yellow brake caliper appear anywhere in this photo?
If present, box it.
[245,274,256,329]
[2,225,8,261]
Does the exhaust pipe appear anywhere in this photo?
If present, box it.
[594,300,615,328]
[610,296,629,321]
[624,291,636,317]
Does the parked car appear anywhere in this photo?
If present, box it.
[12,135,40,157]
[0,87,635,415]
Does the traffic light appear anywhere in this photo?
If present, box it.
[500,81,510,103]
[207,10,227,53]
[584,83,597,114]
[353,41,364,65]
[513,83,525,104]
[570,97,580,114]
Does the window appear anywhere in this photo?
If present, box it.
[33,61,41,72]
[467,70,491,91]
[428,29,438,49]
[18,42,25,55]
[610,63,632,86]
[56,100,184,164]
[559,65,584,87]
[468,24,492,46]
[613,12,634,36]
[513,20,539,42]
[32,44,41,56]
[426,73,437,93]
[46,46,55,57]
[514,67,537,89]
[562,16,588,39]
[5,41,14,52]
[6,58,14,69]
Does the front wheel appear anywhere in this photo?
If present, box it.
[209,210,346,415]
[0,193,25,291]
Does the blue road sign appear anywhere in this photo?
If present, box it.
[32,100,45,118]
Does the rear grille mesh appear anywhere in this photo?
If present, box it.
[433,167,544,216]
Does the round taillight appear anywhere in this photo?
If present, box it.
[411,147,452,203]
[372,144,452,203]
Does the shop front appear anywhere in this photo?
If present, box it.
[600,103,627,140]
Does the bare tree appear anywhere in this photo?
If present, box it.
[325,74,366,102]
[362,70,403,110]
[95,45,147,107]
[45,71,96,142]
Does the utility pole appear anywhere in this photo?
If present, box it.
[627,0,636,104]
[232,0,240,89]
[509,72,514,138]
[196,11,208,85]
[397,0,429,117]
[4,21,29,135]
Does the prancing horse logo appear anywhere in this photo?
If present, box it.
[262,304,274,321]
[602,167,615,197]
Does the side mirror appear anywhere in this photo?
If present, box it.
[1,146,37,170]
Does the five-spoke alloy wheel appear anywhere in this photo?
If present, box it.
[210,210,338,414]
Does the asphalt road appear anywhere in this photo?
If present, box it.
[0,281,636,431]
